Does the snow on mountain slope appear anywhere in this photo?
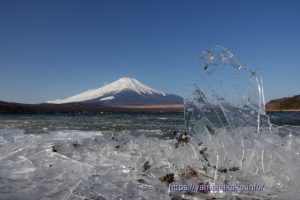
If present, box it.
[47,77,176,104]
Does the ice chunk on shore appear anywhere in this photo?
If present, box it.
[184,45,300,199]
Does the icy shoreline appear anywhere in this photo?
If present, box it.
[0,127,299,200]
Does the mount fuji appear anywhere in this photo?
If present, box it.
[47,77,183,106]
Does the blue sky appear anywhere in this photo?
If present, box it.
[0,0,300,103]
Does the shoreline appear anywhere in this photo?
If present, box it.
[0,101,184,114]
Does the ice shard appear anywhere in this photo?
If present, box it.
[184,45,300,199]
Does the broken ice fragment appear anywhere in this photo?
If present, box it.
[184,45,300,199]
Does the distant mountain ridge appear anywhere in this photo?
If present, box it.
[266,94,300,111]
[0,101,183,114]
[47,77,183,105]
[0,77,184,114]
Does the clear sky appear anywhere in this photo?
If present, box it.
[0,0,300,103]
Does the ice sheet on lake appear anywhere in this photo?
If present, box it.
[0,129,224,200]
[1,126,298,200]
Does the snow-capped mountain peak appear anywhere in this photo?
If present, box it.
[110,77,166,96]
[47,77,168,104]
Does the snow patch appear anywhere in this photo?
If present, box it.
[100,96,115,101]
